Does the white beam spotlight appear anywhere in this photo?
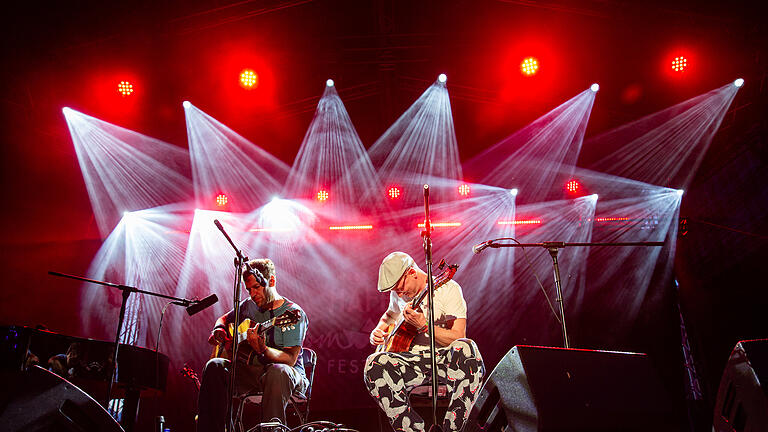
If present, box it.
[734,78,744,88]
[676,189,684,196]
[588,81,741,189]
[284,80,381,211]
[182,100,191,109]
[590,83,600,92]
[590,193,599,200]
[63,108,192,238]
[185,102,290,212]
[438,73,447,83]
[510,188,519,196]
[463,88,597,200]
[367,76,462,193]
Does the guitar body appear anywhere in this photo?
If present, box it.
[209,309,301,365]
[210,318,258,364]
[379,321,421,353]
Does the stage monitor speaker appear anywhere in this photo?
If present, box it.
[713,339,768,432]
[0,365,124,432]
[466,345,676,432]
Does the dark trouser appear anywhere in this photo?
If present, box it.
[364,338,485,432]
[197,358,307,432]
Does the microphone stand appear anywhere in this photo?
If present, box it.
[475,240,664,348]
[212,220,249,432]
[421,184,440,431]
[47,271,208,432]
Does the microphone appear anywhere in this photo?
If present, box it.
[214,219,224,231]
[185,294,218,316]
[472,240,492,255]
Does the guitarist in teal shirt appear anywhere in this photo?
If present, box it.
[198,258,308,431]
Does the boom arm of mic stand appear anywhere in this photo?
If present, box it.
[473,240,666,348]
[47,270,206,410]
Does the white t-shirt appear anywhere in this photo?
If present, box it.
[385,279,467,350]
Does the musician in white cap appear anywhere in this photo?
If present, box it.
[363,251,484,432]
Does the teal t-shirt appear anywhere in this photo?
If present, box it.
[225,297,308,377]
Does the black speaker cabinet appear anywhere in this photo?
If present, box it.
[0,365,124,432]
[466,345,676,431]
[713,339,768,432]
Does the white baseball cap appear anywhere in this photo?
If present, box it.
[377,252,415,292]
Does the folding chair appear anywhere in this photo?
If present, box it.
[236,348,317,431]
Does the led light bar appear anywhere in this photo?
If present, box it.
[497,220,541,225]
[328,225,373,231]
[417,222,461,228]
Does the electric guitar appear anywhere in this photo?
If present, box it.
[376,260,458,353]
[180,364,201,391]
[180,364,201,424]
[210,309,301,365]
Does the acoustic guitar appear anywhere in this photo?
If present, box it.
[210,309,301,365]
[377,260,458,353]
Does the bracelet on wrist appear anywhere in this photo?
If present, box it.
[418,324,428,334]
[213,324,226,332]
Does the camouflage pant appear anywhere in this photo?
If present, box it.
[364,338,484,432]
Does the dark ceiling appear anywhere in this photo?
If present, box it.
[2,0,765,239]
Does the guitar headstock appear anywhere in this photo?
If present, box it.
[434,262,459,288]
[444,263,458,279]
[180,363,200,383]
[274,309,301,332]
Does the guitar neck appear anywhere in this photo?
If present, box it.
[410,265,457,309]
[234,317,275,344]
[411,280,441,309]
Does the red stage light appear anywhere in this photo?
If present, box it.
[565,179,580,193]
[671,56,688,72]
[458,184,471,196]
[316,190,329,201]
[240,69,258,88]
[388,187,401,199]
[117,81,134,96]
[520,57,539,76]
[215,194,228,207]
